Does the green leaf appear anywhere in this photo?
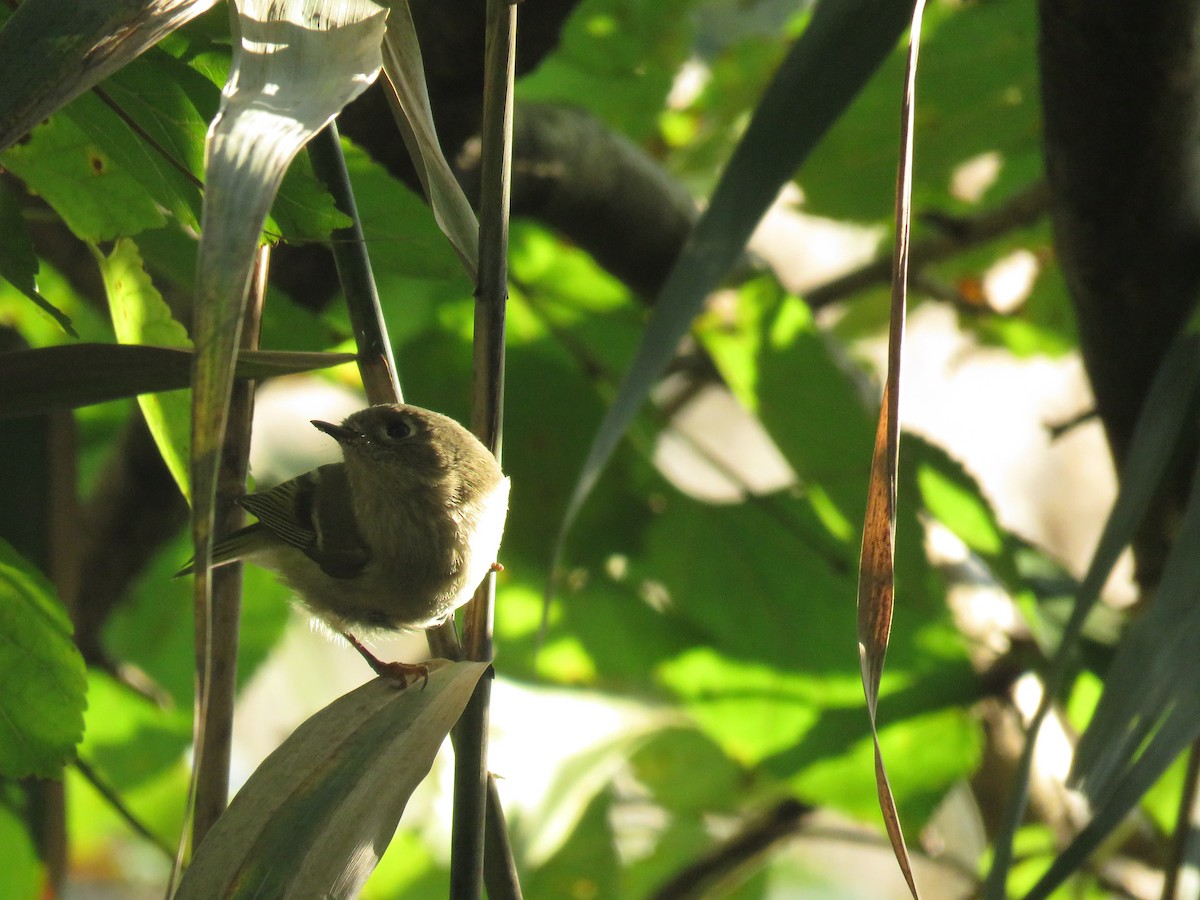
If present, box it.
[96,238,193,499]
[0,0,217,154]
[1,111,170,241]
[0,539,87,779]
[558,0,916,558]
[515,0,694,142]
[524,788,620,900]
[0,798,42,900]
[177,662,490,899]
[0,181,75,336]
[802,0,1042,220]
[0,344,356,419]
[103,532,292,713]
[379,1,480,279]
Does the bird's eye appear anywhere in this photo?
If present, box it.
[384,417,413,440]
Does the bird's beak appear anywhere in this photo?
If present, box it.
[311,420,362,443]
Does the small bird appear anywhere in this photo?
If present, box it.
[184,404,509,684]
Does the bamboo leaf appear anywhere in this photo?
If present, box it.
[379,0,480,280]
[0,0,217,153]
[0,344,355,419]
[176,662,490,899]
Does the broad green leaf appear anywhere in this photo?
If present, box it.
[558,0,916,559]
[0,344,355,419]
[191,0,387,580]
[177,662,490,899]
[0,181,75,336]
[1,111,170,241]
[915,447,1004,557]
[379,1,479,279]
[79,671,191,793]
[0,0,217,153]
[96,239,193,499]
[0,539,87,778]
[802,0,1041,221]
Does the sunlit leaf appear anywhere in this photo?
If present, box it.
[96,239,193,499]
[0,181,75,336]
[1,111,170,241]
[0,802,41,900]
[177,662,489,899]
[556,0,918,564]
[0,539,87,779]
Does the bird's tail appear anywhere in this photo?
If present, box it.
[174,524,263,577]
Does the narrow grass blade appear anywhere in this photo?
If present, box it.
[985,330,1200,896]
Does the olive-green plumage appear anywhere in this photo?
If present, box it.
[194,404,509,632]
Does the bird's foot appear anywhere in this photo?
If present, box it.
[370,659,430,690]
[340,630,429,689]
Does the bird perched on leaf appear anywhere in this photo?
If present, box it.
[181,404,509,685]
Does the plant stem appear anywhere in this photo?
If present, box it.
[451,1,517,898]
[307,123,402,405]
[192,244,266,847]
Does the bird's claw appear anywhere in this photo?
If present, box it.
[373,660,430,690]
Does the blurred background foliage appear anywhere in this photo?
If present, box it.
[0,0,1182,896]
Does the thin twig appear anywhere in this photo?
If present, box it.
[92,86,204,190]
[74,757,176,861]
[806,180,1049,311]
[651,800,812,899]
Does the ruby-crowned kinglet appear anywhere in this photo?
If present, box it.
[184,404,509,642]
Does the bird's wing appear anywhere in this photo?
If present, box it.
[240,464,372,578]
